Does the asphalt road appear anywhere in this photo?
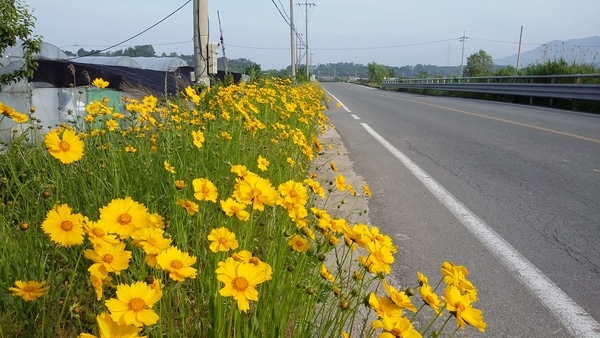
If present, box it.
[320,82,600,337]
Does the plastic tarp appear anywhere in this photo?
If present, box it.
[1,42,68,76]
[132,57,188,72]
[73,56,141,69]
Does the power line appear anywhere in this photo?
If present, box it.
[69,0,191,58]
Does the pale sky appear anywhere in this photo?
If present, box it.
[24,0,600,70]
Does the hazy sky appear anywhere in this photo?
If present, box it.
[24,0,600,70]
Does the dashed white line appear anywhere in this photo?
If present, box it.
[351,114,361,120]
[360,122,600,338]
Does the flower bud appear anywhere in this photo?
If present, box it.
[19,223,29,231]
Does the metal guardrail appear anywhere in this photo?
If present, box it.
[381,74,600,101]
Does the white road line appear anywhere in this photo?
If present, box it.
[360,122,600,338]
[325,91,352,112]
[351,114,361,120]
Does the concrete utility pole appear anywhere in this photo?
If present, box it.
[290,0,295,77]
[516,26,524,72]
[297,2,315,79]
[193,0,210,86]
[459,31,469,77]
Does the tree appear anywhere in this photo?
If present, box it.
[0,0,42,84]
[367,62,389,85]
[463,50,494,77]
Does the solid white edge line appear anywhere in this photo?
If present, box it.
[360,122,600,338]
[325,91,352,113]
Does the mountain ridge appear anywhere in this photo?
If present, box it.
[494,36,600,67]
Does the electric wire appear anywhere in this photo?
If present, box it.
[69,0,191,59]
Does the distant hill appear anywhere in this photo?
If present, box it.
[494,36,600,67]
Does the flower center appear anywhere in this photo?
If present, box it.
[219,237,228,244]
[23,286,35,293]
[290,190,297,197]
[146,237,157,246]
[202,186,210,194]
[103,254,114,263]
[61,220,74,231]
[59,141,71,151]
[92,228,105,237]
[170,260,183,269]
[128,297,146,312]
[118,213,132,225]
[249,257,260,266]
[232,277,248,291]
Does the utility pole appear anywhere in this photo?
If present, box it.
[459,31,469,77]
[516,26,524,72]
[290,0,295,77]
[297,2,315,79]
[193,0,209,86]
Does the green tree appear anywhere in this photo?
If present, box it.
[463,50,494,77]
[367,62,389,85]
[0,0,42,84]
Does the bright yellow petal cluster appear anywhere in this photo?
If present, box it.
[92,78,110,88]
[98,197,151,239]
[220,198,250,221]
[208,227,239,253]
[192,177,218,202]
[9,280,50,301]
[156,246,197,281]
[44,128,85,164]
[105,281,162,327]
[79,311,144,338]
[216,257,270,312]
[41,203,85,247]
[84,242,132,279]
[444,285,486,332]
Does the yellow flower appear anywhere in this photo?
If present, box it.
[79,311,144,338]
[10,111,29,123]
[106,119,119,131]
[85,242,132,279]
[231,164,250,178]
[383,279,416,312]
[441,261,478,301]
[286,157,295,167]
[163,160,176,174]
[419,283,441,314]
[92,78,110,88]
[216,258,267,312]
[98,197,151,239]
[208,227,239,253]
[233,174,278,211]
[192,178,218,203]
[319,264,335,283]
[156,246,197,281]
[278,180,308,207]
[220,198,250,221]
[335,174,346,191]
[84,219,120,247]
[124,145,136,153]
[416,272,428,286]
[368,292,402,319]
[329,161,338,172]
[105,281,162,327]
[9,280,50,301]
[174,180,186,190]
[44,128,85,164]
[444,285,486,332]
[231,250,273,281]
[130,227,172,255]
[177,199,199,216]
[358,240,395,275]
[372,313,422,338]
[41,203,85,247]
[192,130,205,148]
[287,234,309,253]
[257,155,269,171]
[305,178,325,198]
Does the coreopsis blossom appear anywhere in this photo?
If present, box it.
[278,180,308,206]
[383,279,416,312]
[319,264,335,283]
[288,234,309,253]
[174,180,186,190]
[41,203,85,247]
[286,157,295,167]
[358,240,395,275]
[156,246,197,282]
[363,184,372,197]
[83,219,120,247]
[221,197,250,221]
[85,242,132,279]
[124,145,136,153]
[368,292,403,319]
[92,78,109,88]
[105,281,162,327]
[216,258,268,312]
[44,128,85,164]
[441,261,478,301]
[371,313,422,338]
[329,161,338,172]
[257,155,269,171]
[106,119,119,131]
[163,161,176,174]
[177,199,199,216]
[208,227,239,253]
[335,174,347,191]
[417,272,429,286]
[98,197,151,239]
[231,250,273,281]
[191,130,205,148]
[444,285,486,332]
[234,174,278,211]
[0,102,30,123]
[9,280,50,301]
[231,164,250,178]
[130,227,172,255]
[184,86,201,104]
[192,178,218,202]
[78,311,143,338]
[304,178,326,198]
[342,223,371,251]
[419,283,442,314]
